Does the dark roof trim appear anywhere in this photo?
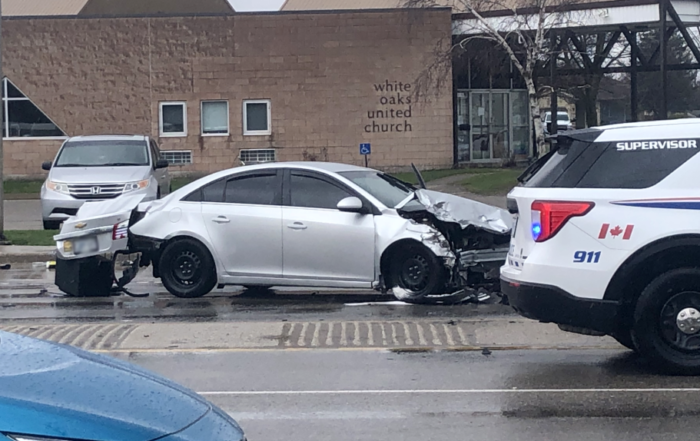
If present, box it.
[2,6,450,20]
[452,0,658,20]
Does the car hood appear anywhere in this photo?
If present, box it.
[49,166,151,184]
[397,189,512,235]
[0,331,210,441]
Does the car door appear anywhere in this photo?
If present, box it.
[149,139,169,195]
[200,170,283,279]
[282,169,375,284]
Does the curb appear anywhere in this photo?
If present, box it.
[0,251,55,264]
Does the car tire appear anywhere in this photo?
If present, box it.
[389,243,445,301]
[159,238,217,299]
[632,268,700,375]
[43,220,61,231]
[611,328,636,352]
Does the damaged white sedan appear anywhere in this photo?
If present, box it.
[53,162,512,303]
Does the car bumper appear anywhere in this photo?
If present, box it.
[41,188,156,221]
[500,277,620,335]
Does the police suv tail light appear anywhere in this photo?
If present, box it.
[112,220,129,240]
[531,201,594,243]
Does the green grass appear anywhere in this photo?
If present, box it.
[460,169,524,195]
[171,177,197,191]
[4,180,44,194]
[5,230,57,246]
[391,168,494,185]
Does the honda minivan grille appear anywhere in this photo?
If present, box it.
[68,183,125,200]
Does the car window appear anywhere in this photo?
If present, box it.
[525,134,700,189]
[339,171,412,208]
[183,178,226,203]
[54,140,150,167]
[225,173,279,205]
[149,140,160,161]
[290,173,353,210]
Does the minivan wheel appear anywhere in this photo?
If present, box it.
[159,238,217,299]
[389,244,444,301]
[43,220,61,230]
[633,268,700,375]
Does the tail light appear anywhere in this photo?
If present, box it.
[531,201,594,242]
[113,220,129,240]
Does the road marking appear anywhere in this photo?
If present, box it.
[93,345,623,354]
[200,388,700,396]
[228,411,406,420]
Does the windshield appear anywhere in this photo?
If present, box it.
[54,140,150,167]
[339,171,414,208]
[545,113,570,123]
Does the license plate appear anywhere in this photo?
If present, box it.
[73,237,98,255]
[511,215,519,238]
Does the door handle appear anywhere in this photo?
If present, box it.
[212,216,230,224]
[287,222,307,230]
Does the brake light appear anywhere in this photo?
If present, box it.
[531,201,594,242]
[113,220,129,240]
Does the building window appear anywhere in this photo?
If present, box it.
[160,102,187,137]
[161,150,193,165]
[2,78,66,139]
[240,149,276,165]
[201,101,229,136]
[243,100,271,135]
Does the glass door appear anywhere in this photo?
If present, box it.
[470,92,491,161]
[457,92,470,163]
[491,92,510,160]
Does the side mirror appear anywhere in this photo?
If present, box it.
[337,197,366,214]
[42,161,52,171]
[155,159,169,169]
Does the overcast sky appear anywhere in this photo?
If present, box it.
[228,0,286,11]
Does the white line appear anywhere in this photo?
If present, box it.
[198,388,700,396]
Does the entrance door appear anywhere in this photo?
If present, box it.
[469,91,511,161]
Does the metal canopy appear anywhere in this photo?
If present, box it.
[452,0,700,128]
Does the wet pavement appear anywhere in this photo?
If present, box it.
[0,264,513,324]
[3,262,698,440]
[109,349,700,441]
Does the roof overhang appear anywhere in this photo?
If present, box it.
[452,0,700,35]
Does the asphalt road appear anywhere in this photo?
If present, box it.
[4,263,700,440]
[5,200,42,230]
[109,349,700,441]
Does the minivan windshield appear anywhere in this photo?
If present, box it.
[339,170,414,208]
[54,140,150,167]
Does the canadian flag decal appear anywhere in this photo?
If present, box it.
[599,224,634,240]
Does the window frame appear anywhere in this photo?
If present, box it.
[161,150,193,166]
[243,99,272,136]
[159,101,188,138]
[182,169,283,206]
[201,100,230,137]
[2,78,67,141]
[283,169,378,214]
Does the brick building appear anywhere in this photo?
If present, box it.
[1,1,454,177]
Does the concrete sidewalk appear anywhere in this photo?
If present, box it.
[0,245,55,264]
[0,319,621,352]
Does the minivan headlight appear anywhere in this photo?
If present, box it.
[46,181,70,194]
[123,180,150,193]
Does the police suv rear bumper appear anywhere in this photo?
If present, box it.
[500,278,621,335]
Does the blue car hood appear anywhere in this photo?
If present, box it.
[0,331,210,441]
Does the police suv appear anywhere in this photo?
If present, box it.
[501,119,700,375]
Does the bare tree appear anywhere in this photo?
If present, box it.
[405,0,585,156]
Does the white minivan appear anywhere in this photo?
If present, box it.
[40,135,171,230]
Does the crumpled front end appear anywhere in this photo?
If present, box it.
[394,189,512,303]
